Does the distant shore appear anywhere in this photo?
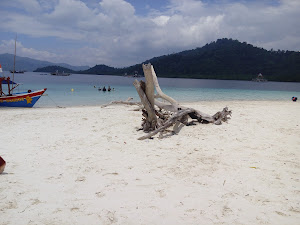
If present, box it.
[1,101,299,225]
[31,39,300,82]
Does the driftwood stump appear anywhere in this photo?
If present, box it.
[134,63,232,140]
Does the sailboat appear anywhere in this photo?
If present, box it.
[0,37,47,107]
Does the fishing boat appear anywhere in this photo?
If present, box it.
[51,70,71,76]
[10,70,25,73]
[0,37,47,107]
[0,77,47,107]
[252,73,267,82]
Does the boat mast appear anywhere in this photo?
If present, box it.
[12,35,17,94]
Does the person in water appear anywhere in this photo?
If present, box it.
[102,86,106,91]
[108,86,111,92]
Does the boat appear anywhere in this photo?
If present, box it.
[0,78,47,107]
[252,73,267,82]
[123,71,141,77]
[0,37,47,107]
[51,70,71,76]
[10,70,25,73]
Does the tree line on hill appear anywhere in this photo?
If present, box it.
[35,65,74,74]
[34,38,300,82]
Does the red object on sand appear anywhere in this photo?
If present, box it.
[0,156,6,174]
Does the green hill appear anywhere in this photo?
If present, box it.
[80,64,118,74]
[125,39,300,82]
[35,39,300,82]
[34,65,75,73]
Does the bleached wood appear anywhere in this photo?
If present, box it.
[133,80,157,130]
[142,64,155,107]
[138,108,195,140]
[133,63,232,139]
[150,65,180,110]
[154,99,178,112]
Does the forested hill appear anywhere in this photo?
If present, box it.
[35,39,300,82]
[124,39,300,82]
[81,64,118,74]
[34,65,75,73]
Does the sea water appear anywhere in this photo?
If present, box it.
[6,72,300,107]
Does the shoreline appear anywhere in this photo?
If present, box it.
[11,99,297,109]
[1,101,299,224]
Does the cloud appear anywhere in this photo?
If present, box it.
[220,0,300,49]
[1,0,42,13]
[0,0,299,67]
[166,0,206,15]
[152,16,170,26]
[100,0,135,17]
[0,39,59,61]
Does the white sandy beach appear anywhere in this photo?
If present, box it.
[0,101,299,225]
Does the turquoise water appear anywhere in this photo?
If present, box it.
[6,72,300,107]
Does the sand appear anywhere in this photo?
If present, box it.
[0,101,299,225]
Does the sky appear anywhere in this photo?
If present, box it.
[0,0,299,67]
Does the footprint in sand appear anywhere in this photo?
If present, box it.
[222,205,233,216]
[95,191,106,198]
[275,211,287,216]
[107,211,118,224]
[70,207,80,212]
[6,200,18,209]
[31,199,42,205]
[156,189,166,198]
[75,176,86,182]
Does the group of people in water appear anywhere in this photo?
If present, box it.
[94,85,114,92]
